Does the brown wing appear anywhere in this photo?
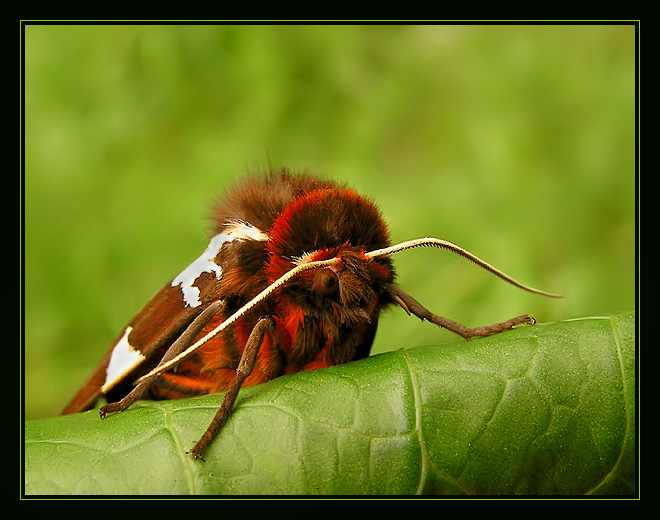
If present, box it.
[61,224,270,414]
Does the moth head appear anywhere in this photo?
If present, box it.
[275,247,395,326]
[259,185,395,323]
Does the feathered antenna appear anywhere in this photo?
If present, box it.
[136,237,560,384]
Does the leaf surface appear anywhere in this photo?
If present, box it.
[24,312,636,495]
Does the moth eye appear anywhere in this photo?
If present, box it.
[313,268,339,298]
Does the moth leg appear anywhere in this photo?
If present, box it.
[385,283,535,339]
[188,315,275,460]
[100,300,225,418]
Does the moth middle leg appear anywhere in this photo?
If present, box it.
[188,315,276,460]
[385,283,535,339]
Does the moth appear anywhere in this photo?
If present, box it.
[62,170,560,459]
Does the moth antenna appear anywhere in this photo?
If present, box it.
[135,257,342,384]
[366,237,562,299]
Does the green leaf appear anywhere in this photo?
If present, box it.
[24,312,636,496]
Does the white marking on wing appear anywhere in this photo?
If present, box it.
[171,222,268,308]
[102,326,146,393]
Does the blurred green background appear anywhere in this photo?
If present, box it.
[24,24,636,420]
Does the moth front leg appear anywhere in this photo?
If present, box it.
[100,300,225,418]
[188,315,276,460]
[385,283,535,339]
